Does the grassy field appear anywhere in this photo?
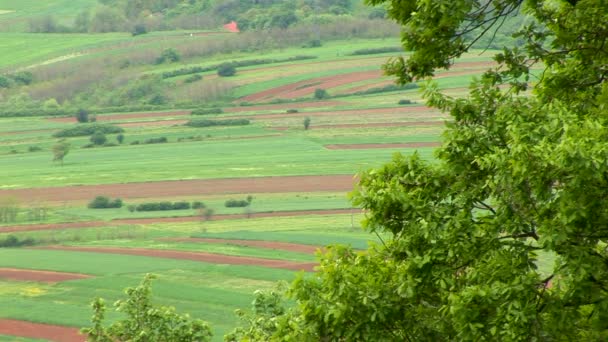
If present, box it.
[0,23,502,341]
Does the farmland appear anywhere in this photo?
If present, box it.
[0,3,513,339]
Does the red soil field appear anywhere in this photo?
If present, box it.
[116,119,187,128]
[325,142,441,149]
[38,246,317,272]
[0,221,106,233]
[0,319,83,342]
[161,238,321,254]
[273,120,445,130]
[0,175,356,202]
[0,268,91,283]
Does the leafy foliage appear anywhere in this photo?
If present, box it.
[88,196,123,209]
[217,63,236,77]
[229,0,608,340]
[186,119,250,128]
[53,124,124,137]
[51,140,70,165]
[82,274,213,341]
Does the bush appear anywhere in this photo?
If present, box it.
[0,235,35,248]
[135,201,192,212]
[184,74,203,83]
[224,197,253,208]
[186,119,250,128]
[192,201,206,209]
[303,117,311,130]
[191,108,223,115]
[155,48,181,64]
[349,47,402,56]
[132,23,147,36]
[217,63,236,77]
[54,124,124,138]
[88,196,123,209]
[116,133,124,144]
[314,88,329,100]
[398,99,412,105]
[143,137,168,144]
[90,131,107,145]
[76,108,90,123]
[303,39,322,48]
[28,146,42,152]
[286,109,299,113]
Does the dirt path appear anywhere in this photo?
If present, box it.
[0,268,92,283]
[0,221,106,233]
[273,121,445,130]
[38,246,317,272]
[325,142,441,149]
[0,319,83,342]
[0,175,357,202]
[161,238,321,254]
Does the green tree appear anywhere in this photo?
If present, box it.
[82,274,212,341]
[313,88,328,100]
[217,63,236,77]
[240,0,608,340]
[116,133,125,144]
[303,117,311,130]
[75,108,89,123]
[90,131,107,145]
[52,140,70,166]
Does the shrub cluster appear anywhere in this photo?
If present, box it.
[186,119,250,128]
[224,196,253,208]
[217,63,236,77]
[286,109,299,113]
[349,46,402,56]
[398,99,413,105]
[54,124,124,138]
[88,196,123,209]
[0,108,71,118]
[133,201,192,212]
[0,71,34,89]
[0,235,35,248]
[183,74,203,83]
[144,137,168,144]
[160,56,316,79]
[191,108,223,115]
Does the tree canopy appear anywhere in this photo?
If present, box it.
[226,0,608,340]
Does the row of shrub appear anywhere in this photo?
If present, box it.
[160,55,316,79]
[53,123,124,138]
[0,235,35,248]
[185,119,250,128]
[0,104,180,118]
[349,46,403,56]
[88,196,123,209]
[225,196,253,208]
[128,201,206,212]
[0,71,34,89]
[191,108,224,115]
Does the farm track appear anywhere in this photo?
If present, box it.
[0,268,92,283]
[0,175,356,202]
[159,238,322,254]
[325,142,441,149]
[37,246,317,271]
[0,209,355,233]
[0,319,83,342]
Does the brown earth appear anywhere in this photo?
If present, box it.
[38,246,317,271]
[0,221,106,233]
[325,142,441,149]
[0,319,83,342]
[0,175,356,202]
[0,209,354,233]
[161,237,321,254]
[0,268,91,283]
[240,70,382,102]
[273,121,445,131]
[226,101,345,112]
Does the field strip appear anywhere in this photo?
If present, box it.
[0,175,356,202]
[226,101,345,112]
[159,238,321,254]
[325,142,441,149]
[0,319,83,342]
[273,121,445,130]
[37,246,317,271]
[0,268,92,283]
[48,110,191,123]
[0,209,355,233]
[0,221,106,233]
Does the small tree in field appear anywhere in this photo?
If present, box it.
[303,117,311,130]
[52,140,70,166]
[90,131,107,146]
[76,108,89,123]
[116,133,124,144]
[313,88,328,100]
[217,63,236,77]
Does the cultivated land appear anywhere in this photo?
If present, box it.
[0,17,510,340]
